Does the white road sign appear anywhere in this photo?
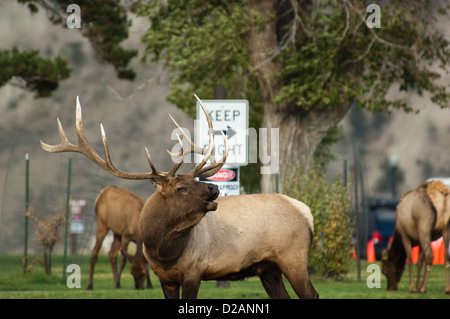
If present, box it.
[195,99,249,165]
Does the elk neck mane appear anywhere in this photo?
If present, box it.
[140,191,207,265]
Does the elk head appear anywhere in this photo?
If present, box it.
[121,245,148,290]
[381,248,404,291]
[40,95,227,215]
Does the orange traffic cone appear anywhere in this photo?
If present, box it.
[367,239,376,262]
[437,238,445,264]
[431,237,444,265]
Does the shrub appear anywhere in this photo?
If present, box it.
[31,211,65,274]
[283,162,353,279]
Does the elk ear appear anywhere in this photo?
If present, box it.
[149,178,167,196]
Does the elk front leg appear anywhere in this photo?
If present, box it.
[181,279,201,299]
[109,234,122,288]
[86,226,108,290]
[161,282,180,299]
[400,235,415,293]
[146,267,152,289]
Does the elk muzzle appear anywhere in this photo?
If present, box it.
[204,183,219,212]
[134,273,146,290]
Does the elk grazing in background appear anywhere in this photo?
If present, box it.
[382,181,450,294]
[41,95,318,299]
[87,186,151,290]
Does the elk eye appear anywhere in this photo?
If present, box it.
[177,187,187,193]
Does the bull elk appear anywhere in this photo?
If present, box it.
[41,95,318,299]
[87,186,151,290]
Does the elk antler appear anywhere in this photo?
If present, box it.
[167,94,228,178]
[40,95,227,181]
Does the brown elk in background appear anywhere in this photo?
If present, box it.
[41,95,318,299]
[382,181,450,294]
[87,186,151,290]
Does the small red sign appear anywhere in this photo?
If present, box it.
[206,169,236,181]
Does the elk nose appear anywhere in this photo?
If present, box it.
[208,183,219,198]
[208,184,218,192]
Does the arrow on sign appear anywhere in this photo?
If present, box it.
[214,126,236,139]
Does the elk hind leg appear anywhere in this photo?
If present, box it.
[277,257,318,299]
[109,234,122,288]
[415,249,424,293]
[259,265,290,299]
[418,238,434,293]
[118,239,130,284]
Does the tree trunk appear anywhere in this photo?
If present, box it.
[247,0,284,193]
[260,104,351,193]
[247,0,352,193]
[43,246,53,275]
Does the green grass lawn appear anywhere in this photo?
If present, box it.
[0,254,449,299]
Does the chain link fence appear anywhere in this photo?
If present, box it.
[0,133,152,258]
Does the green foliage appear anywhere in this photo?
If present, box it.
[138,1,253,113]
[2,0,139,98]
[0,47,71,97]
[79,1,138,80]
[284,162,353,279]
[275,1,450,113]
[19,0,137,80]
[313,125,342,164]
